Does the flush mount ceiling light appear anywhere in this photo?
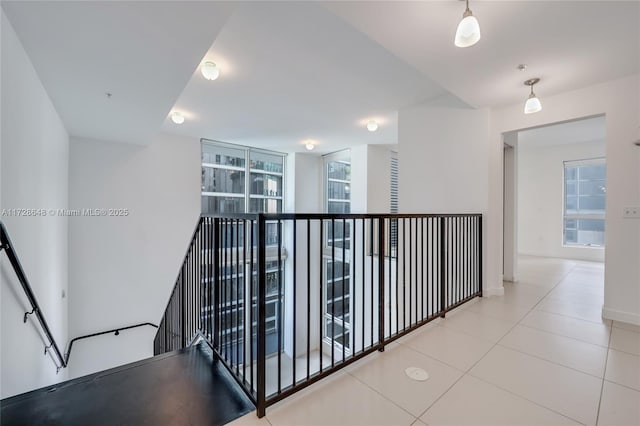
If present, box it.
[523,78,542,114]
[454,0,481,48]
[367,120,379,132]
[170,111,185,124]
[305,141,315,151]
[201,61,220,81]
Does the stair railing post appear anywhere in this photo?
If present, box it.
[256,214,267,417]
[212,217,220,349]
[440,216,447,317]
[181,262,187,348]
[377,217,386,351]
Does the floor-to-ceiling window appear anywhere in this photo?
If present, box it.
[323,150,352,351]
[202,139,286,358]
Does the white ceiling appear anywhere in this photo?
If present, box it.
[518,115,606,147]
[3,1,638,151]
[325,1,640,108]
[163,2,446,153]
[2,1,235,145]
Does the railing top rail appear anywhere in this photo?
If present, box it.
[65,322,158,364]
[201,213,261,220]
[202,213,482,220]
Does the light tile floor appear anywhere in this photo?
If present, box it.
[229,257,640,426]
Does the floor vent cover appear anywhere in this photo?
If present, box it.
[405,367,429,381]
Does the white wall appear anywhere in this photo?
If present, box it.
[503,136,518,282]
[367,145,393,214]
[518,140,606,262]
[1,11,69,397]
[67,132,200,378]
[490,74,640,325]
[398,97,492,293]
[287,152,322,214]
[350,146,368,213]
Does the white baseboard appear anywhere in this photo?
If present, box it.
[602,306,640,326]
[485,286,505,297]
[503,275,518,283]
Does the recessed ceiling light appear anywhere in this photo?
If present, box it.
[305,142,315,151]
[523,78,542,114]
[201,61,220,81]
[170,112,185,124]
[454,0,481,48]
[367,120,379,132]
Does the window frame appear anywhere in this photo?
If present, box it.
[562,157,606,248]
[201,139,287,214]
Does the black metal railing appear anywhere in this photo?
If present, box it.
[154,213,482,417]
[0,221,68,372]
[64,322,158,364]
[1,221,159,372]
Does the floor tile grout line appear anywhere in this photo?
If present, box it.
[438,321,514,345]
[464,372,588,426]
[603,345,640,358]
[611,323,640,333]
[595,321,614,426]
[415,261,591,425]
[413,271,548,422]
[607,344,640,358]
[344,369,419,423]
[521,262,581,315]
[432,261,619,426]
[494,342,606,380]
[262,414,274,426]
[413,365,475,422]
[534,306,611,326]
[516,321,610,348]
[398,339,470,374]
[488,262,613,381]
[602,378,640,393]
[503,319,612,351]
[434,262,580,350]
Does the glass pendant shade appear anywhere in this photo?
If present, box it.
[524,95,542,114]
[201,61,220,81]
[170,112,185,124]
[455,12,481,48]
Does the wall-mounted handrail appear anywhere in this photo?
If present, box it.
[1,221,158,373]
[0,221,67,371]
[64,322,158,364]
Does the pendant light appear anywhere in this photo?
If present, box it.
[201,61,220,81]
[523,78,542,114]
[170,112,185,124]
[454,0,481,48]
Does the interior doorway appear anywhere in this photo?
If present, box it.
[502,115,607,282]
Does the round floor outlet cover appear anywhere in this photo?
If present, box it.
[405,367,429,381]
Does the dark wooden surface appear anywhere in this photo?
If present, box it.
[1,342,254,426]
